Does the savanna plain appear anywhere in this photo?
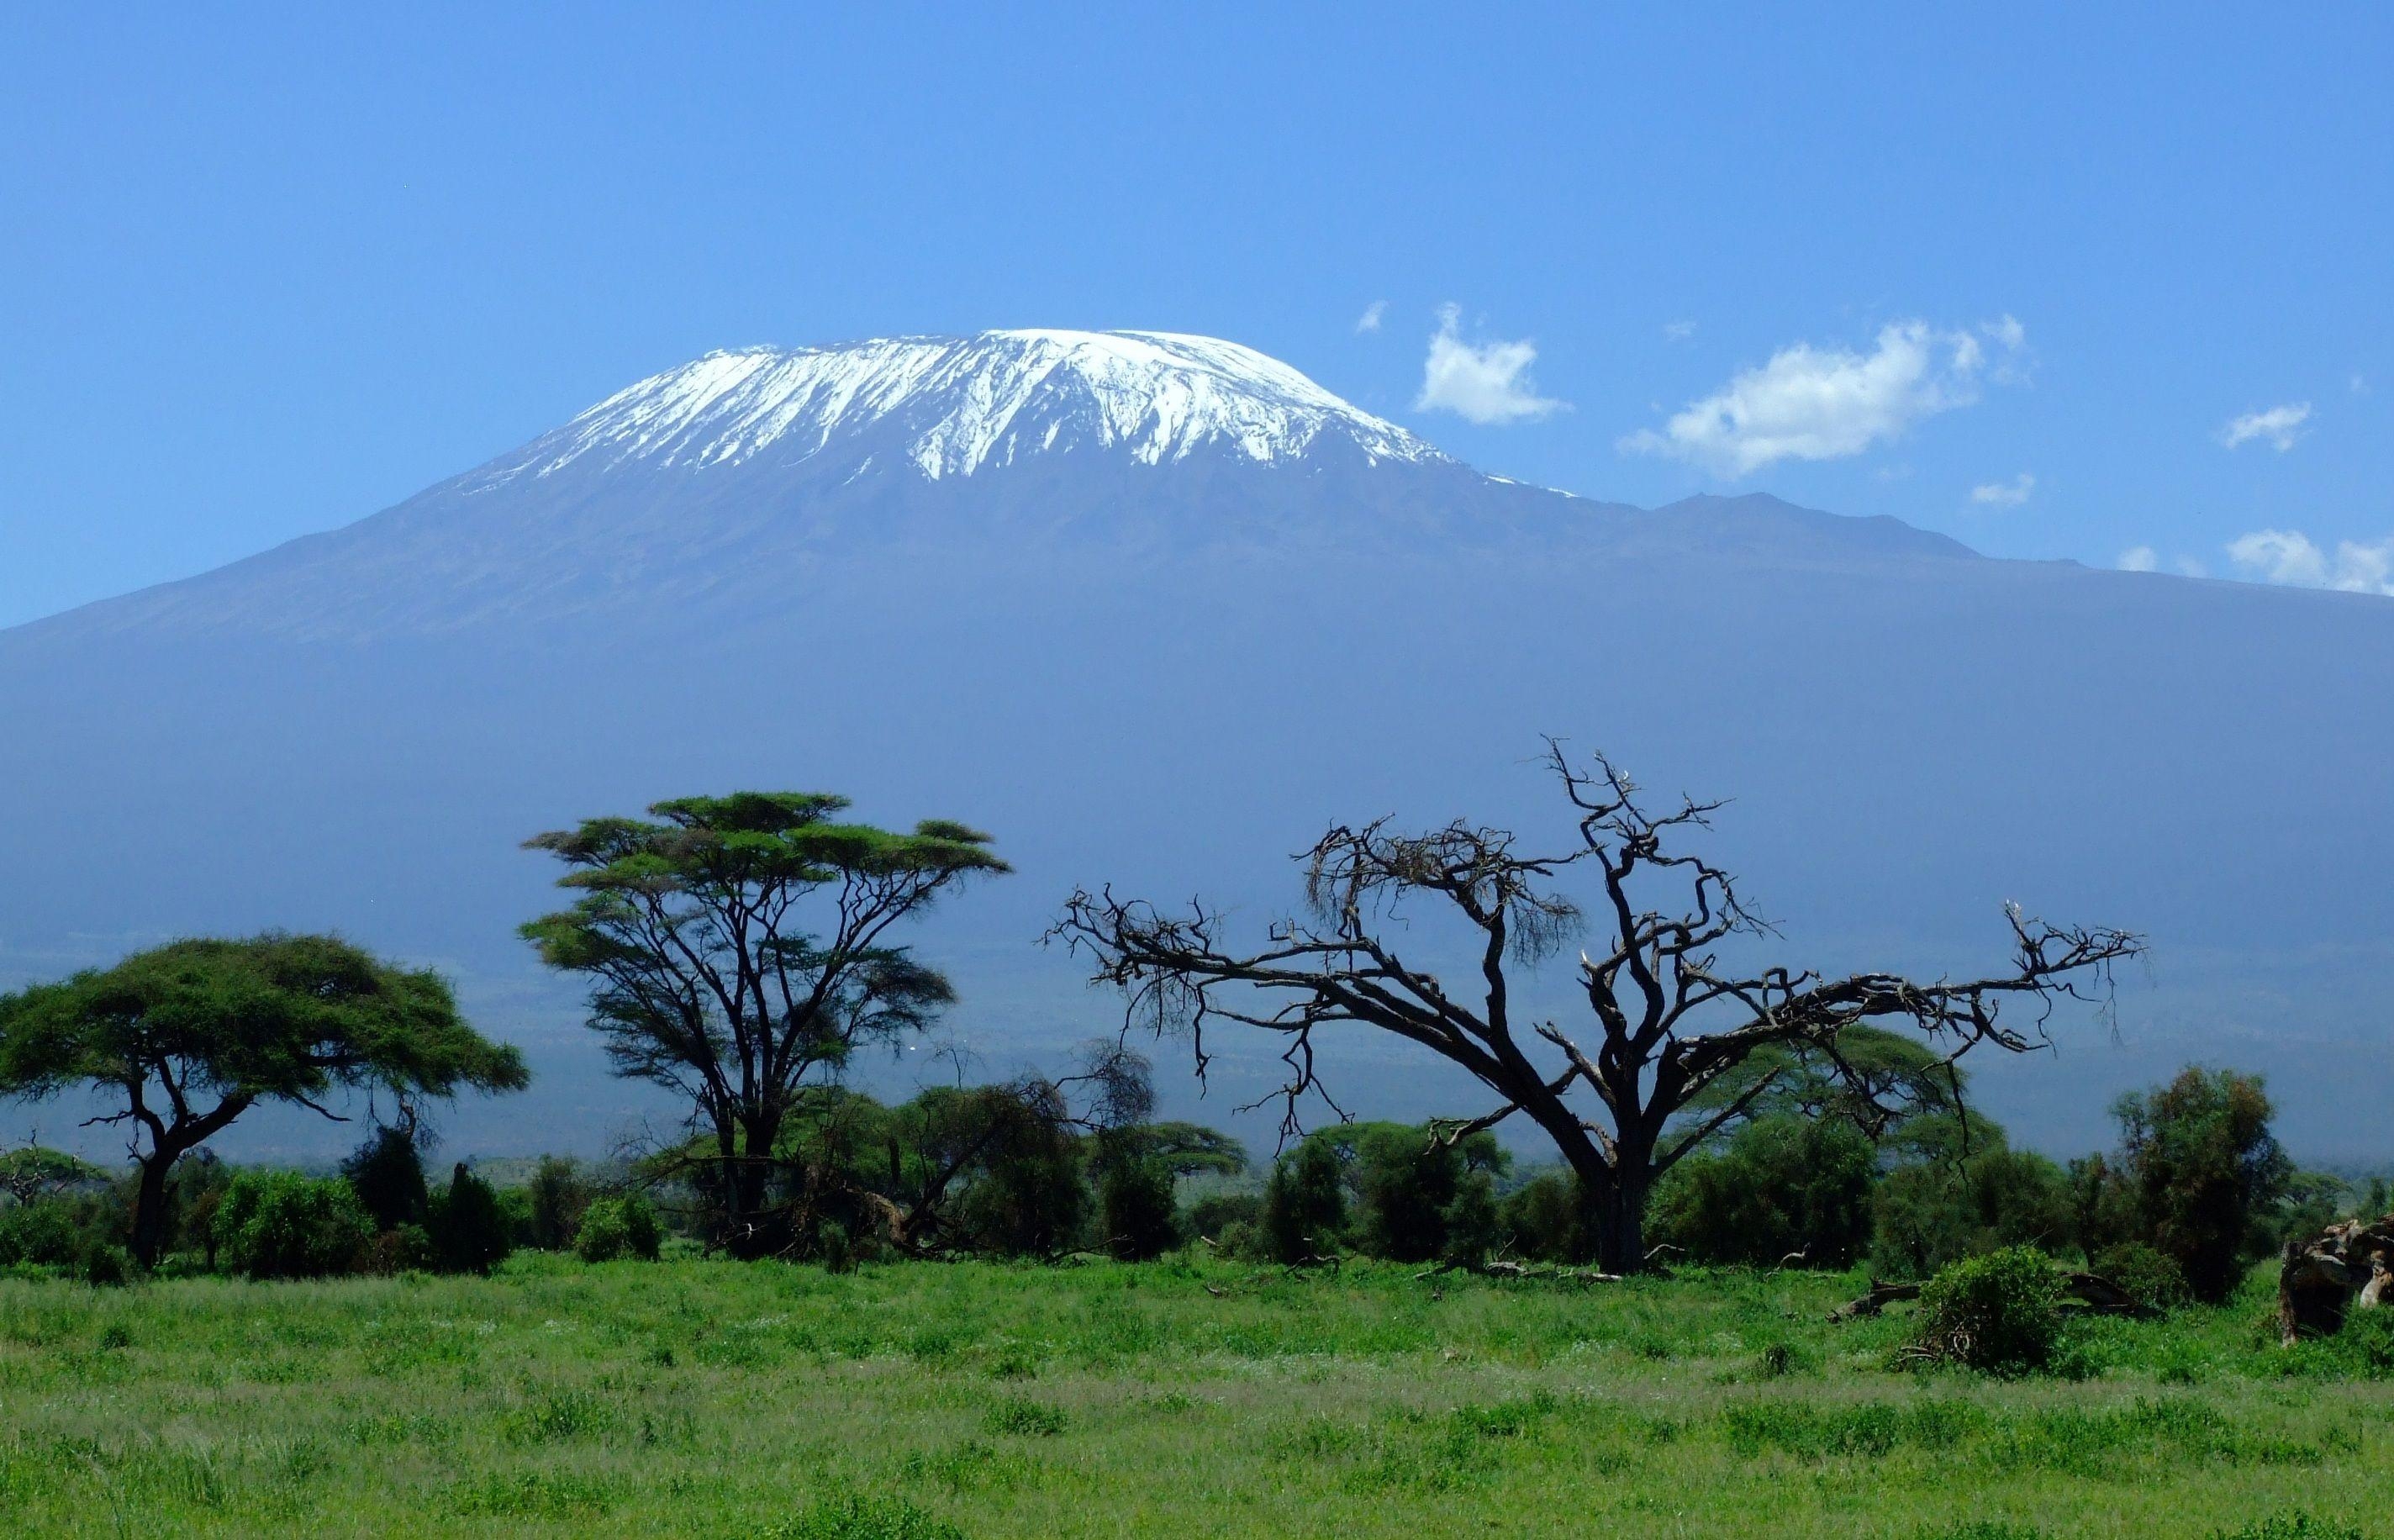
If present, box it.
[3,1255,2384,1540]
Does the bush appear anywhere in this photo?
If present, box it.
[574,1195,662,1262]
[214,1171,375,1280]
[1871,1147,2075,1279]
[524,1155,591,1251]
[340,1125,430,1231]
[0,1200,81,1268]
[1499,1171,1587,1263]
[1261,1138,1346,1263]
[428,1163,513,1274]
[1184,1190,1261,1244]
[1649,1115,1876,1268]
[1912,1246,2064,1374]
[1347,1122,1505,1263]
[2091,1242,2189,1312]
[365,1222,440,1274]
[1097,1154,1180,1261]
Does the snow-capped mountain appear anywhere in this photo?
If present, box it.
[468,330,1447,487]
[4,327,2393,1163]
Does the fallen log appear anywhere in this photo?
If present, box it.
[1829,1279,1920,1321]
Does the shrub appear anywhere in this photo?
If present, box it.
[574,1195,662,1262]
[1870,1147,2074,1279]
[1097,1154,1180,1261]
[524,1155,591,1250]
[366,1222,440,1274]
[1649,1115,1876,1268]
[340,1125,430,1231]
[1184,1190,1261,1244]
[1346,1122,1506,1263]
[1912,1246,2064,1374]
[2091,1242,2189,1312]
[427,1163,513,1274]
[0,1200,80,1268]
[1499,1171,1587,1263]
[213,1171,375,1280]
[1261,1138,1346,1263]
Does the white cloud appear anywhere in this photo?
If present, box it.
[1981,314,2027,351]
[2220,402,2312,451]
[1355,300,1388,335]
[1415,304,1565,425]
[1620,318,2022,476]
[2175,556,2209,578]
[2227,528,2394,595]
[2117,546,2159,572]
[2351,372,2370,396]
[1662,320,1697,342]
[1970,472,2036,507]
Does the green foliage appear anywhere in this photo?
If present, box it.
[340,1125,430,1231]
[0,934,527,1266]
[1261,1137,1346,1262]
[1912,1245,2064,1374]
[523,1155,591,1250]
[573,1195,662,1263]
[1096,1154,1179,1261]
[213,1171,375,1280]
[2091,1242,2190,1312]
[427,1164,512,1274]
[0,1200,80,1267]
[1649,1115,1875,1268]
[1870,1143,2075,1279]
[2112,1068,2292,1303]
[1498,1171,1587,1263]
[1345,1122,1508,1263]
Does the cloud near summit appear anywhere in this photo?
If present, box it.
[1621,318,2026,477]
[1414,305,1566,425]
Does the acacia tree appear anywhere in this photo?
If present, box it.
[0,934,528,1268]
[520,792,1008,1257]
[1056,746,2141,1274]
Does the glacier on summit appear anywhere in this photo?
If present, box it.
[468,329,1449,488]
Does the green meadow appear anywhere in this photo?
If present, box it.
[3,1255,2385,1539]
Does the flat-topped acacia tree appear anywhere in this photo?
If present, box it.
[1055,745,2143,1274]
[0,934,529,1268]
[520,793,1009,1258]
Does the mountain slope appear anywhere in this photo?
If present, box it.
[1,330,2386,1161]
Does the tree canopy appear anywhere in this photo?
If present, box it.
[0,933,527,1266]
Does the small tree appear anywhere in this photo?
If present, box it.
[2112,1067,2291,1302]
[522,793,1006,1256]
[342,1124,431,1231]
[1261,1137,1346,1262]
[525,1156,591,1250]
[0,935,528,1268]
[1057,746,2139,1273]
[430,1162,513,1274]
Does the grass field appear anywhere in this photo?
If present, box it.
[2,1254,2386,1537]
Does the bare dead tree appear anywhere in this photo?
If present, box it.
[1052,743,2142,1274]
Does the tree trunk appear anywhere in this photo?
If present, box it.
[724,1110,784,1259]
[129,1151,178,1270]
[1591,1173,1648,1275]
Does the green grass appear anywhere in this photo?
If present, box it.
[0,1253,2383,1537]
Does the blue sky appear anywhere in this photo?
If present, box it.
[3,3,2388,626]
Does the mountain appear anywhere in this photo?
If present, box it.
[3,330,2389,1162]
